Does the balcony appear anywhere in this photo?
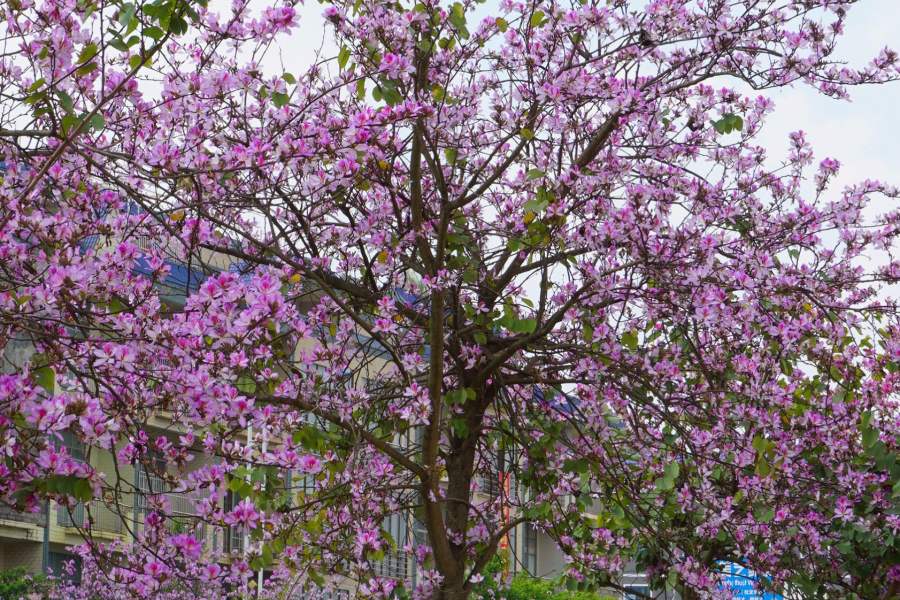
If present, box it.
[371,550,410,581]
[476,470,521,502]
[477,471,504,498]
[136,471,209,541]
[0,502,48,529]
[57,502,127,535]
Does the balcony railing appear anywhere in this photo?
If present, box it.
[57,502,127,535]
[477,471,503,498]
[371,550,409,581]
[136,471,209,541]
[0,502,48,528]
[294,589,349,600]
[476,472,520,501]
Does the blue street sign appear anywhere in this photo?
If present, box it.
[721,563,781,600]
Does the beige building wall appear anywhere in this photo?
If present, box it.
[0,540,42,572]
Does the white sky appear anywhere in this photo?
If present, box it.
[276,0,900,205]
[747,0,900,204]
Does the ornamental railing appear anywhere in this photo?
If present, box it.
[136,470,209,541]
[371,549,410,581]
[57,502,127,535]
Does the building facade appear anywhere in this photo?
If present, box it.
[0,227,658,599]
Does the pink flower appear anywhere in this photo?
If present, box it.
[199,563,221,582]
[223,498,260,532]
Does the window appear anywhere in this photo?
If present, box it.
[54,430,86,462]
[382,512,408,548]
[49,552,82,585]
[414,425,425,451]
[625,585,650,600]
[137,450,168,503]
[294,473,316,496]
[522,523,537,576]
[223,490,244,553]
[412,517,430,549]
[508,524,517,570]
[302,363,351,392]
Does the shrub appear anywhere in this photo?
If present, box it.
[0,566,52,600]
[472,554,617,600]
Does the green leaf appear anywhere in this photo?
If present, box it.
[756,454,771,477]
[656,462,679,490]
[142,25,164,40]
[77,44,98,65]
[862,427,879,448]
[108,37,129,52]
[450,417,469,437]
[74,478,93,502]
[61,115,79,135]
[82,3,97,21]
[24,91,46,105]
[758,509,777,523]
[272,92,290,108]
[33,366,55,392]
[526,168,544,180]
[875,450,895,471]
[118,2,136,27]
[583,324,594,342]
[28,78,46,93]
[664,462,680,480]
[185,3,201,23]
[530,11,545,27]
[520,128,533,140]
[170,16,188,35]
[338,46,351,70]
[862,410,874,429]
[496,18,508,32]
[449,2,466,30]
[519,318,537,334]
[383,89,402,107]
[445,389,468,405]
[58,91,74,112]
[90,113,105,131]
[282,72,297,85]
[77,62,99,77]
[780,356,794,376]
[713,113,743,135]
[357,79,366,99]
[622,331,638,350]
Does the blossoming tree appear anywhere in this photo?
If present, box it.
[2,0,900,598]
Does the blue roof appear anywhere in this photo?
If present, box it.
[228,260,254,284]
[133,256,206,296]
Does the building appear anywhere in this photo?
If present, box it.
[0,210,658,599]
